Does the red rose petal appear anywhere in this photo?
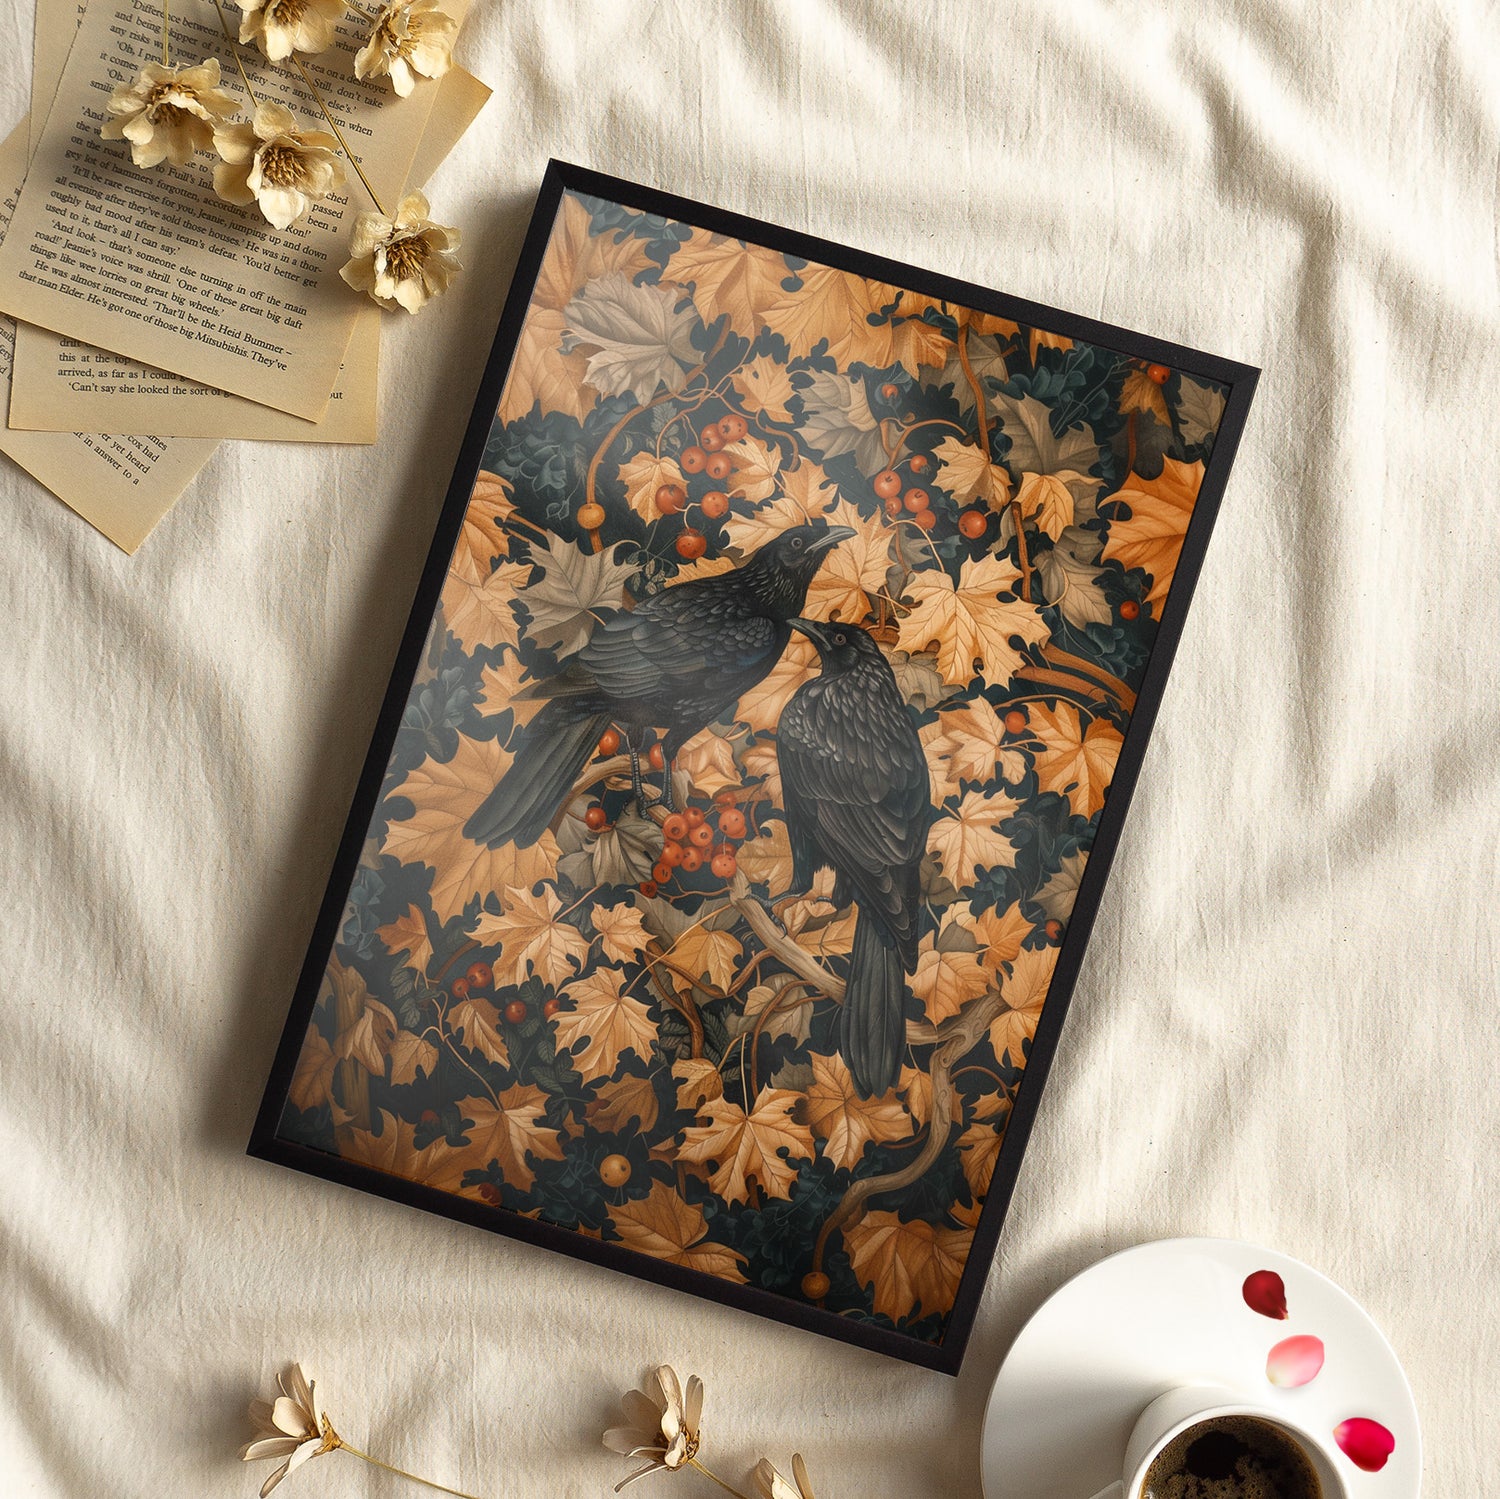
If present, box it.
[1266,1334,1325,1387]
[1242,1269,1289,1319]
[1334,1418,1396,1472]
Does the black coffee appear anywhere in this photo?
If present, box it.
[1140,1415,1322,1499]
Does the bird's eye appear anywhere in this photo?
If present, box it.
[834,633,847,646]
[790,536,804,551]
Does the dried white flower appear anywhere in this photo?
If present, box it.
[212,101,346,230]
[236,0,344,62]
[754,1455,816,1499]
[99,58,238,169]
[603,1365,705,1491]
[339,191,462,313]
[239,1363,336,1497]
[355,0,459,97]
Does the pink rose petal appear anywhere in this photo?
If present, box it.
[1266,1334,1325,1387]
[1242,1269,1289,1319]
[1334,1417,1396,1472]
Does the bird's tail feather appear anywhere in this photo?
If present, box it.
[841,911,906,1098]
[462,702,610,849]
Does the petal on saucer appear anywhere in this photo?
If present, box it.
[1333,1417,1395,1472]
[1242,1269,1288,1319]
[1266,1334,1325,1387]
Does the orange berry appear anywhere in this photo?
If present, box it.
[477,1182,502,1206]
[1044,919,1064,942]
[577,501,606,530]
[504,1000,528,1023]
[908,453,929,473]
[675,529,708,560]
[584,804,608,831]
[652,859,673,884]
[958,510,987,539]
[705,452,732,482]
[451,977,470,1001]
[599,1154,632,1188]
[656,483,687,515]
[543,997,561,1018]
[689,823,714,849]
[700,424,725,452]
[718,808,747,839]
[718,413,748,442]
[1003,708,1028,733]
[648,743,666,771]
[660,841,685,867]
[873,469,902,500]
[639,879,659,897]
[711,850,737,879]
[1119,599,1141,620]
[662,813,688,841]
[1146,363,1170,385]
[884,495,904,518]
[680,446,708,474]
[913,507,938,530]
[801,1270,830,1300]
[598,728,621,756]
[684,807,707,828]
[903,487,930,513]
[680,847,703,873]
[879,383,899,401]
[466,962,492,990]
[700,490,730,520]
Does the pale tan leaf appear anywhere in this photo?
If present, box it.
[733,353,795,423]
[470,882,592,989]
[1100,458,1204,609]
[376,903,434,978]
[678,1089,815,1204]
[289,1030,338,1112]
[910,932,992,1025]
[441,560,531,655]
[732,634,820,733]
[672,1057,724,1114]
[552,965,658,1079]
[387,1031,438,1086]
[803,1052,913,1169]
[1120,367,1171,424]
[803,497,891,625]
[989,946,1059,1069]
[336,1109,448,1183]
[957,1119,1006,1197]
[676,729,742,797]
[667,229,789,329]
[927,788,1021,887]
[760,263,899,368]
[1013,471,1080,542]
[448,995,511,1069]
[933,435,1012,510]
[896,557,1049,687]
[335,997,398,1075]
[669,927,744,992]
[426,1086,566,1195]
[497,304,598,424]
[722,434,783,504]
[734,818,795,893]
[1028,700,1124,819]
[591,901,653,965]
[477,651,544,726]
[618,451,688,524]
[586,1070,661,1133]
[898,1064,933,1128]
[451,481,512,585]
[843,1211,971,1322]
[608,1181,748,1282]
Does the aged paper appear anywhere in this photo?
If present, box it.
[9,7,490,442]
[0,124,215,553]
[0,0,454,417]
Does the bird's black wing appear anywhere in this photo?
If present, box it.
[577,579,779,699]
[779,678,930,948]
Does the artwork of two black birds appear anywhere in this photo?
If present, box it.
[464,518,932,1098]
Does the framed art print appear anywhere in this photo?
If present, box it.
[250,163,1257,1373]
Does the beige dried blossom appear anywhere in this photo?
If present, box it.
[603,1365,705,1491]
[754,1455,816,1499]
[237,0,344,62]
[339,191,462,312]
[239,1363,337,1497]
[99,58,238,169]
[213,100,346,230]
[355,0,459,96]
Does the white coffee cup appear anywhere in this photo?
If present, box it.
[1087,1384,1347,1499]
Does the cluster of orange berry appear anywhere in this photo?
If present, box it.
[449,959,561,1024]
[656,411,752,560]
[873,451,944,533]
[641,795,748,896]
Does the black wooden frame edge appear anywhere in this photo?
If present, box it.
[248,158,1260,1378]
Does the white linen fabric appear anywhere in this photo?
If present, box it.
[1,2,1495,1495]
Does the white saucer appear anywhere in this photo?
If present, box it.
[980,1238,1420,1499]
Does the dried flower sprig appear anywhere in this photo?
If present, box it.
[97,0,466,313]
[754,1456,816,1499]
[241,1363,490,1499]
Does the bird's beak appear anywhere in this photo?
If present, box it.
[806,525,856,556]
[789,617,835,651]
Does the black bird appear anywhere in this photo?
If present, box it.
[777,618,933,1098]
[464,522,854,849]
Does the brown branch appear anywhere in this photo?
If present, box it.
[729,876,847,1002]
[956,323,990,453]
[1010,499,1032,601]
[1035,644,1138,713]
[646,956,704,1059]
[810,985,1014,1283]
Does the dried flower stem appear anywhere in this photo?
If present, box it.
[290,54,387,215]
[162,0,171,65]
[209,0,261,104]
[687,1458,752,1499]
[338,1440,489,1499]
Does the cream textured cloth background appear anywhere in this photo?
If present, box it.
[1,2,1495,1495]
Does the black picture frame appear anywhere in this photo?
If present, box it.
[248,161,1258,1375]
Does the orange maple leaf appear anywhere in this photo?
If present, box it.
[448,995,511,1070]
[552,965,658,1080]
[667,229,790,330]
[427,1086,566,1196]
[1100,457,1205,608]
[471,882,592,990]
[678,1089,814,1204]
[843,1211,972,1322]
[760,264,900,368]
[803,1053,914,1170]
[289,1030,338,1112]
[1027,701,1124,819]
[990,946,1059,1069]
[608,1181,748,1282]
[956,1120,1007,1198]
[376,903,434,978]
[926,788,1021,888]
[896,557,1049,687]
